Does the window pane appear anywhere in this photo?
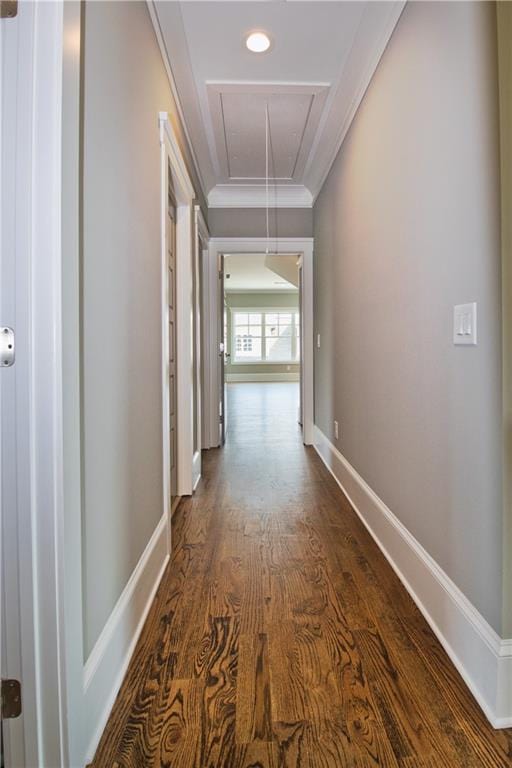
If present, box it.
[248,313,262,325]
[265,313,278,326]
[266,333,292,361]
[234,313,249,327]
[279,313,292,325]
[249,324,262,337]
[235,335,262,361]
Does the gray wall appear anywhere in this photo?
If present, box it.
[209,207,313,238]
[313,2,503,632]
[497,3,512,638]
[225,292,300,376]
[82,1,201,656]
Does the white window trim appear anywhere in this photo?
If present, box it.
[230,307,300,365]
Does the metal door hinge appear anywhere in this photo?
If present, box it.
[1,679,22,719]
[1,327,15,367]
[1,1,18,18]
[219,415,224,424]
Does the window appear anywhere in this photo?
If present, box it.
[232,309,301,363]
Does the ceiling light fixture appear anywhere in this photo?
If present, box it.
[246,31,271,53]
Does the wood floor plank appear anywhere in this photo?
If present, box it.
[236,633,273,743]
[90,383,512,768]
[233,740,278,768]
[197,615,240,767]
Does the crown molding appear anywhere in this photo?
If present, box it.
[208,184,313,209]
[307,0,406,201]
[147,0,208,199]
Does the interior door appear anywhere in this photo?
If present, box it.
[218,254,226,445]
[167,178,178,502]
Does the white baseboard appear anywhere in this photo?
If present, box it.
[313,425,512,729]
[226,372,300,382]
[83,513,170,762]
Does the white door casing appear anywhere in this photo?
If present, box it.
[204,238,314,449]
[1,2,85,765]
[160,112,197,506]
[193,205,210,488]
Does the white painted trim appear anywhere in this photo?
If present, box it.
[147,1,207,198]
[226,373,300,383]
[192,449,202,491]
[313,425,512,729]
[208,183,313,209]
[308,1,406,201]
[0,3,92,766]
[160,117,172,545]
[195,204,210,241]
[159,111,195,201]
[229,305,300,366]
[83,514,169,763]
[206,238,314,448]
[193,204,209,484]
[159,112,196,498]
[201,240,213,449]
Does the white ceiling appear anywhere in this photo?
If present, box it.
[224,254,298,292]
[154,0,405,208]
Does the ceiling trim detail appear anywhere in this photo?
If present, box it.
[205,81,329,186]
[208,183,313,209]
[307,0,406,201]
[152,0,407,208]
[147,0,208,198]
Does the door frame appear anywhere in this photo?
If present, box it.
[204,238,314,448]
[1,2,82,765]
[193,205,210,487]
[159,113,196,510]
[197,207,212,456]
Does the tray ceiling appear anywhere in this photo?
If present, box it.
[153,1,405,208]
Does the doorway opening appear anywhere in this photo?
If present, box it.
[220,252,303,445]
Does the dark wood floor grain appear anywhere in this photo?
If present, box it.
[91,383,512,767]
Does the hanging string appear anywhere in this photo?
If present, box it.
[265,101,270,255]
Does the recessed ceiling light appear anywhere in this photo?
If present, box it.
[246,31,271,54]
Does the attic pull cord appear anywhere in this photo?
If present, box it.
[265,102,269,255]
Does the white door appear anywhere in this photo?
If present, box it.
[1,4,38,765]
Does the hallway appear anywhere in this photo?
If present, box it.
[91,384,512,767]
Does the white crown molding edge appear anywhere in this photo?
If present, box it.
[208,184,313,208]
[149,0,405,208]
[209,237,313,245]
[313,425,512,729]
[205,79,330,92]
[83,513,169,762]
[147,0,208,199]
[308,0,406,201]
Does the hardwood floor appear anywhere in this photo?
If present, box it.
[91,382,512,767]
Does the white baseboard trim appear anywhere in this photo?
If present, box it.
[83,513,170,762]
[313,425,512,729]
[226,372,300,383]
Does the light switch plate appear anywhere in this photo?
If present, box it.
[453,302,477,346]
